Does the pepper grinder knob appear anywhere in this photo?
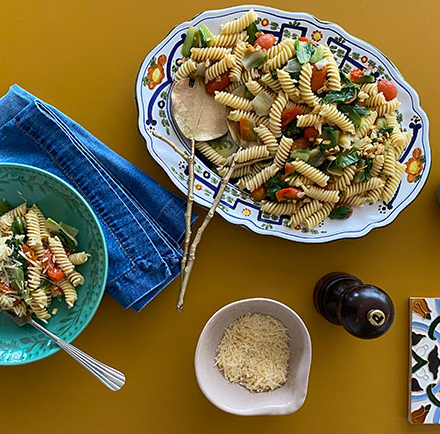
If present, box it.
[314,272,395,339]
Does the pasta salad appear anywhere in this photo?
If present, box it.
[0,200,90,322]
[174,9,410,229]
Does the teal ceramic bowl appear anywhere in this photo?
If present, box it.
[0,163,108,365]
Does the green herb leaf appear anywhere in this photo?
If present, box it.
[283,119,303,139]
[265,174,288,202]
[294,40,316,64]
[321,84,358,104]
[246,22,259,45]
[329,204,353,220]
[379,126,394,135]
[334,149,360,169]
[340,70,351,86]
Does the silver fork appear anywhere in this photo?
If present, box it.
[1,311,125,391]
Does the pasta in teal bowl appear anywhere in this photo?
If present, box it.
[0,163,107,365]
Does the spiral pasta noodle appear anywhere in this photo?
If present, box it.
[27,265,42,292]
[382,149,396,177]
[273,136,292,168]
[25,210,42,249]
[260,201,298,215]
[31,205,50,242]
[68,252,90,266]
[30,299,50,322]
[385,113,406,156]
[375,98,400,117]
[31,286,47,309]
[214,91,253,111]
[296,114,322,129]
[332,165,356,191]
[68,270,84,287]
[246,164,279,192]
[57,278,78,308]
[360,83,378,96]
[191,47,231,62]
[253,124,278,154]
[363,93,387,107]
[229,40,247,82]
[260,72,282,93]
[344,195,368,207]
[196,142,228,166]
[322,45,341,91]
[382,162,405,203]
[267,39,291,59]
[246,80,265,96]
[205,54,236,83]
[319,104,355,134]
[220,9,257,35]
[303,185,340,203]
[269,92,288,137]
[266,39,296,71]
[228,110,269,127]
[355,110,377,139]
[213,31,247,47]
[370,154,385,178]
[48,236,75,276]
[276,69,301,102]
[235,146,269,163]
[290,160,330,187]
[342,177,384,199]
[286,175,314,188]
[304,202,334,230]
[0,202,27,230]
[299,63,321,106]
[175,59,198,81]
[289,200,323,228]
[365,187,384,203]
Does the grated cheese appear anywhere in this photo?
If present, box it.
[214,312,290,393]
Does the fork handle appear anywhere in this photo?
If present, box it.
[29,319,125,391]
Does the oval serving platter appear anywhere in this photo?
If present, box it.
[135,5,430,243]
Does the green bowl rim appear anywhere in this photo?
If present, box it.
[0,162,108,365]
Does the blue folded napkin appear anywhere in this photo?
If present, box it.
[0,84,195,311]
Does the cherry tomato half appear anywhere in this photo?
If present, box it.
[42,249,65,282]
[205,71,230,94]
[377,79,397,101]
[311,65,327,92]
[304,127,319,139]
[254,33,276,50]
[281,107,303,130]
[251,185,267,201]
[276,188,305,201]
[291,137,310,150]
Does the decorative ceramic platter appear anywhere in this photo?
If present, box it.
[135,5,430,243]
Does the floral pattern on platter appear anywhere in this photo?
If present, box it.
[409,298,440,424]
[143,54,167,90]
[135,6,430,244]
[405,148,425,183]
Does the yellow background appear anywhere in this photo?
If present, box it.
[0,1,438,433]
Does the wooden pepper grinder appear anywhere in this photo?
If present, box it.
[314,272,395,339]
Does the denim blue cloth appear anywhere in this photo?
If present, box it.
[0,85,194,311]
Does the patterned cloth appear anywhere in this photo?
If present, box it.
[0,85,195,311]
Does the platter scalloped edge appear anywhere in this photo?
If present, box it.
[135,5,430,244]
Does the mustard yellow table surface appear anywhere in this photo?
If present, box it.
[0,1,438,433]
